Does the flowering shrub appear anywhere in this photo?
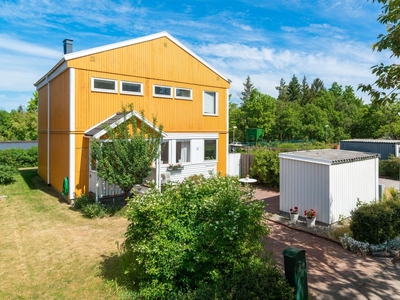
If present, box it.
[121,174,294,299]
[340,233,400,256]
[290,206,299,214]
[304,208,316,218]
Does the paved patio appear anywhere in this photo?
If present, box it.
[253,185,400,300]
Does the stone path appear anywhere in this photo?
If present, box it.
[253,186,400,300]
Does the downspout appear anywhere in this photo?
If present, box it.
[226,88,230,175]
[47,76,50,185]
[68,68,76,201]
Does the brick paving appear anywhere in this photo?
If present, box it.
[253,185,400,300]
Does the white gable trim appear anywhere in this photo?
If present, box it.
[85,111,167,139]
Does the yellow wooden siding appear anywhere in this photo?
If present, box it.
[73,70,228,134]
[38,86,48,131]
[49,71,70,131]
[217,133,227,175]
[49,133,69,194]
[75,134,89,196]
[68,37,229,89]
[37,132,48,182]
[37,86,48,182]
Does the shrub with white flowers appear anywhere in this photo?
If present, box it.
[121,174,294,299]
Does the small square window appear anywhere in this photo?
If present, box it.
[92,78,117,93]
[204,140,217,160]
[153,85,172,98]
[203,91,218,115]
[121,81,143,95]
[175,88,192,100]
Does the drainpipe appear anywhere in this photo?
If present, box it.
[47,76,50,185]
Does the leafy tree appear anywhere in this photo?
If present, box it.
[240,75,255,102]
[272,101,303,140]
[27,91,38,112]
[229,101,245,143]
[359,0,400,104]
[90,105,163,198]
[241,89,276,138]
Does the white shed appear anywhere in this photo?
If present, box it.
[279,149,379,224]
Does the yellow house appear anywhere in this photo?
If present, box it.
[34,32,231,201]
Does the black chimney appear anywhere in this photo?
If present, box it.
[63,39,73,54]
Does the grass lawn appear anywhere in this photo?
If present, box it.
[0,168,129,299]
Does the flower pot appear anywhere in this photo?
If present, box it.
[306,217,316,227]
[290,213,299,223]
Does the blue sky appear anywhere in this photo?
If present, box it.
[0,0,391,111]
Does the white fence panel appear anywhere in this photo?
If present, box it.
[228,153,241,176]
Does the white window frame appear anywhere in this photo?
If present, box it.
[161,140,170,165]
[175,87,193,100]
[203,91,218,115]
[120,81,143,96]
[91,77,118,93]
[153,85,173,98]
[176,140,191,163]
[204,139,218,161]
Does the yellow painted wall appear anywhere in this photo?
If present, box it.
[40,35,230,197]
[49,71,70,131]
[49,133,69,194]
[75,134,89,196]
[37,86,48,182]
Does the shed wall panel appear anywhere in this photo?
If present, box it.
[330,158,378,222]
[339,141,395,160]
[280,158,330,223]
[37,132,48,182]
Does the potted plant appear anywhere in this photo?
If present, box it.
[289,206,299,223]
[304,208,316,227]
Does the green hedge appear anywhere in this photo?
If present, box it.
[251,148,280,189]
[379,154,400,180]
[0,164,18,185]
[0,147,38,168]
[350,200,400,244]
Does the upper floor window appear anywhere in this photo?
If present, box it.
[91,77,117,93]
[121,81,143,96]
[203,91,218,115]
[204,140,217,160]
[175,88,192,100]
[153,85,172,98]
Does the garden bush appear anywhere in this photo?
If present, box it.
[0,147,38,168]
[73,194,125,218]
[350,200,400,244]
[251,148,280,189]
[121,174,293,299]
[379,154,400,180]
[0,164,18,185]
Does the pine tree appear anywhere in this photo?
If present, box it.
[240,76,255,101]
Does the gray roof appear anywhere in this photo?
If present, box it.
[340,139,400,144]
[85,113,124,138]
[279,149,380,165]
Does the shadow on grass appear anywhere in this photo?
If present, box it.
[99,251,138,296]
[19,168,68,204]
